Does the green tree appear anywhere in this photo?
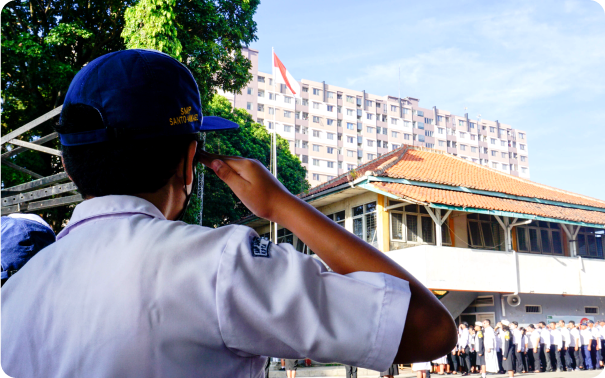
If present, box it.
[1,0,261,230]
[121,0,182,59]
[184,95,310,227]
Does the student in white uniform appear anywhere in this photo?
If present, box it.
[510,321,523,373]
[588,320,601,369]
[0,50,458,378]
[527,324,541,372]
[550,321,563,372]
[458,322,471,376]
[539,321,552,372]
[413,361,432,378]
[558,320,572,371]
[482,319,499,374]
[568,321,582,371]
[580,322,594,370]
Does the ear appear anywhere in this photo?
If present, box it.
[185,140,198,186]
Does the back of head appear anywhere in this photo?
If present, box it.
[1,215,56,285]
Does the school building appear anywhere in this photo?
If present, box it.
[238,144,605,326]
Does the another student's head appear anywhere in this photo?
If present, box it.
[568,321,575,329]
[580,322,587,330]
[511,321,518,329]
[558,320,565,328]
[1,214,56,286]
[461,322,468,329]
[527,324,535,331]
[548,322,556,330]
[587,320,594,328]
[600,320,605,327]
[538,321,546,328]
[55,50,239,218]
[482,319,491,328]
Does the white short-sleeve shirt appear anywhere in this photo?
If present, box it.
[1,195,411,378]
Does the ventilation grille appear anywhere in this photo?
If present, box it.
[585,307,598,314]
[525,305,542,313]
[470,296,494,307]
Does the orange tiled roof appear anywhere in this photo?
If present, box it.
[377,147,605,209]
[373,182,605,226]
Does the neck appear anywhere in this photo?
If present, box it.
[135,174,185,220]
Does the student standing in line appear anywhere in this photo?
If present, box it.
[285,359,297,378]
[432,355,447,375]
[510,321,523,374]
[474,322,486,378]
[502,325,515,378]
[569,321,583,370]
[558,320,572,372]
[527,324,540,372]
[344,364,358,378]
[549,321,563,372]
[482,319,499,375]
[495,322,505,374]
[413,361,432,378]
[469,327,477,374]
[588,320,602,369]
[580,322,594,370]
[538,321,552,372]
[457,323,471,376]
[449,345,459,375]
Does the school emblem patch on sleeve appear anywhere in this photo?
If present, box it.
[251,237,271,258]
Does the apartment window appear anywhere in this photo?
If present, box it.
[437,115,444,123]
[327,91,334,99]
[502,164,508,170]
[347,150,354,157]
[458,120,464,126]
[312,159,320,166]
[327,119,334,126]
[312,88,320,95]
[366,113,373,120]
[352,202,378,246]
[520,144,526,150]
[258,76,265,83]
[521,167,528,174]
[404,121,411,128]
[323,161,333,169]
[347,136,354,144]
[392,144,400,150]
[415,110,423,116]
[258,104,264,112]
[425,130,434,137]
[364,126,373,134]
[490,138,496,145]
[301,154,308,163]
[367,140,374,147]
[258,90,265,98]
[347,122,354,130]
[302,86,308,93]
[267,121,274,129]
[284,110,292,118]
[501,140,506,147]
[438,128,444,134]
[327,133,335,140]
[469,122,475,129]
[460,145,466,151]
[391,131,399,138]
[313,116,320,123]
[519,133,525,139]
[492,162,498,168]
[377,140,382,148]
[517,222,563,255]
[381,127,387,135]
[391,105,398,112]
[383,141,388,149]
[302,141,308,148]
[364,100,372,107]
[490,150,496,157]
[467,214,502,250]
[490,126,495,133]
[312,130,321,138]
[346,95,354,103]
[470,134,476,141]
[501,152,507,158]
[327,147,335,154]
[246,102,252,110]
[403,108,410,115]
[365,153,373,160]
[460,132,466,139]
[424,118,433,125]
[284,125,292,132]
[311,144,320,152]
[525,305,542,314]
[269,93,275,100]
[438,140,445,147]
[346,109,354,116]
[390,204,446,245]
[284,96,292,104]
[246,87,252,95]
[302,112,309,120]
[327,105,334,112]
[390,118,398,125]
[404,134,411,140]
[312,173,320,180]
[312,102,320,109]
[416,122,424,129]
[268,107,275,115]
[585,306,599,314]
[300,99,309,107]
[576,227,604,258]
[471,146,477,153]
[257,118,264,124]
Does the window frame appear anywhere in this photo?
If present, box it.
[352,202,379,247]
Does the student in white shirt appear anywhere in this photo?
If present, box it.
[549,322,563,371]
[457,322,472,376]
[568,321,582,371]
[580,323,595,370]
[527,324,541,372]
[0,49,458,378]
[557,320,572,371]
[482,319,499,374]
[538,321,553,372]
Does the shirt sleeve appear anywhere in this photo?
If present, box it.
[216,226,411,372]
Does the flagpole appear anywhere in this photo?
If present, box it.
[271,47,278,244]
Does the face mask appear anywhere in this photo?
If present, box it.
[175,163,198,222]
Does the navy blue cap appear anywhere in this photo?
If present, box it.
[1,215,56,280]
[58,49,239,146]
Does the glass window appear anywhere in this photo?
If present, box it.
[391,213,404,240]
[517,227,528,252]
[406,214,418,242]
[421,217,434,244]
[529,228,540,252]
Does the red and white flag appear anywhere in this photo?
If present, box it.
[272,51,301,97]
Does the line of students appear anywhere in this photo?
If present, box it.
[448,319,604,377]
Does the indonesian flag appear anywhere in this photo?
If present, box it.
[272,51,301,97]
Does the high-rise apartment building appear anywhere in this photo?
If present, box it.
[220,48,530,186]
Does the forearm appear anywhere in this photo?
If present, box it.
[276,195,457,362]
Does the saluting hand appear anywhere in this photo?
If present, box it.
[196,151,293,223]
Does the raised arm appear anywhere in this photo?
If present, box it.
[197,151,457,363]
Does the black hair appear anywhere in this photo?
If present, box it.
[511,321,518,326]
[569,321,575,325]
[55,104,197,197]
[462,322,469,328]
[538,321,546,326]
[483,319,491,325]
[528,324,535,329]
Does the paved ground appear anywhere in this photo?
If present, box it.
[268,366,605,378]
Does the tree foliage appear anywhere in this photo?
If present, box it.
[122,0,182,59]
[183,95,310,227]
[1,0,263,230]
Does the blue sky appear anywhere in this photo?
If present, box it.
[249,0,605,201]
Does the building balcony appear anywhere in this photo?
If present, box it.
[385,245,605,297]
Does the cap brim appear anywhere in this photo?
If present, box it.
[201,116,240,131]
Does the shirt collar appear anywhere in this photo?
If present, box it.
[57,195,166,240]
